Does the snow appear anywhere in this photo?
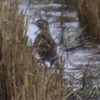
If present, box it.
[19,3,100,75]
[27,19,38,42]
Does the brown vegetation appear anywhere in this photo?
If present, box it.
[0,1,64,100]
[77,0,100,42]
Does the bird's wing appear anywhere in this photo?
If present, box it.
[33,30,56,51]
[40,30,56,46]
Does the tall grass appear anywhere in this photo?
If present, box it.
[0,1,64,100]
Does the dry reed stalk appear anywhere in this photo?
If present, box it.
[0,1,65,100]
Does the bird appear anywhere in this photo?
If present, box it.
[33,19,59,67]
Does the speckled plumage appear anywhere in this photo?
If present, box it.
[33,19,58,66]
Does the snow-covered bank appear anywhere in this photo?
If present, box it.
[19,3,100,85]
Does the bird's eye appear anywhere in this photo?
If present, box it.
[39,21,44,25]
[38,22,46,28]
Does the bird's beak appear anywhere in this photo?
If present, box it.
[31,21,38,27]
[31,21,36,25]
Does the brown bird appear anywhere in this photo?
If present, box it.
[33,19,59,67]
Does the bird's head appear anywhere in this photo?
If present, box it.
[35,19,49,29]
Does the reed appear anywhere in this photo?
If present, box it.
[0,1,64,100]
